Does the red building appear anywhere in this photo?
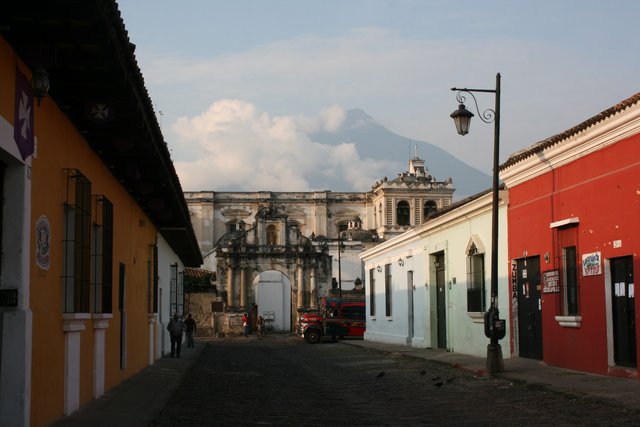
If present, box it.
[501,93,640,377]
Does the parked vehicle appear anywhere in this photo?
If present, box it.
[296,296,365,343]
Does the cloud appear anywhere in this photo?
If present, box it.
[172,100,392,191]
[140,25,638,176]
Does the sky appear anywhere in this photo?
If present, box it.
[117,0,640,192]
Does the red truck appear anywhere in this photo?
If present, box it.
[296,296,365,344]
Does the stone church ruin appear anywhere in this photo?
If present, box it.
[184,155,454,335]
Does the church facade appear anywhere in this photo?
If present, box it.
[185,156,454,332]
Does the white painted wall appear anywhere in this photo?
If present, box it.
[361,191,510,358]
[0,117,32,427]
[155,235,185,359]
[362,231,427,347]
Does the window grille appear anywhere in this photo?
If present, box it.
[62,169,91,313]
[466,246,485,313]
[556,225,580,315]
[91,195,113,313]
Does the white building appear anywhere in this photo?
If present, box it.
[360,189,510,358]
[154,234,187,359]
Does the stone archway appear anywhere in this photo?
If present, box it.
[215,203,333,332]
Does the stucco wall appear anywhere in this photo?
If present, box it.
[507,132,640,374]
[0,39,160,427]
[361,193,510,358]
[156,235,186,358]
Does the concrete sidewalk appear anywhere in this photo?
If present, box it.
[342,339,640,412]
[49,342,205,427]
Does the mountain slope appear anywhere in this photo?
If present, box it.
[310,108,491,199]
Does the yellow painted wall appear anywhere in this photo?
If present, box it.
[1,38,158,427]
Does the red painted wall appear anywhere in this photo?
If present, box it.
[508,133,640,375]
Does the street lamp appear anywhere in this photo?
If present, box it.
[336,232,346,298]
[450,73,504,375]
[31,68,50,106]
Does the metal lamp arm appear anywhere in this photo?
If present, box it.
[452,89,496,124]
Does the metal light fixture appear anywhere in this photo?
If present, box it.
[451,73,503,376]
[450,103,474,135]
[336,232,346,298]
[31,68,50,106]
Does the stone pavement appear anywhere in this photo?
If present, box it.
[48,335,640,427]
[342,339,640,412]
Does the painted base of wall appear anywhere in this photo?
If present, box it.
[365,331,428,348]
[0,309,32,427]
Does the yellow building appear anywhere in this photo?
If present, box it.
[0,2,202,426]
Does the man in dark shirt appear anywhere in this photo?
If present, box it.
[184,314,197,348]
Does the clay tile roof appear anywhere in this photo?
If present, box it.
[500,92,640,170]
[184,267,215,279]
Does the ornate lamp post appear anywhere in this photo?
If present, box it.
[450,73,504,375]
[337,232,346,298]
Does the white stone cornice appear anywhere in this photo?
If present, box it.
[416,191,504,237]
[62,313,90,332]
[92,313,113,330]
[360,190,505,261]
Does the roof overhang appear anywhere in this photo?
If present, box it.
[1,0,202,266]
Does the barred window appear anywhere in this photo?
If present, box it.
[563,246,579,315]
[556,225,580,316]
[169,263,184,315]
[148,244,158,313]
[466,250,485,313]
[62,169,91,313]
[92,195,113,313]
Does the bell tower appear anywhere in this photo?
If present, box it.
[370,148,454,240]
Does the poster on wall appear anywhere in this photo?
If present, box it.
[582,251,601,276]
[35,215,51,270]
[542,269,560,293]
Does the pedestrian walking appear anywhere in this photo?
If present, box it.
[167,313,186,357]
[184,314,197,347]
[256,315,267,337]
[242,313,249,337]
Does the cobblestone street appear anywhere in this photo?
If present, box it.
[151,335,640,426]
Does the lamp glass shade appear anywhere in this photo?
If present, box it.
[450,103,474,136]
[32,68,50,105]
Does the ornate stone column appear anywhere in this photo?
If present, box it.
[239,262,247,309]
[226,262,234,307]
[310,265,317,308]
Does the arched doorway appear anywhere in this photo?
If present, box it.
[252,270,291,332]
